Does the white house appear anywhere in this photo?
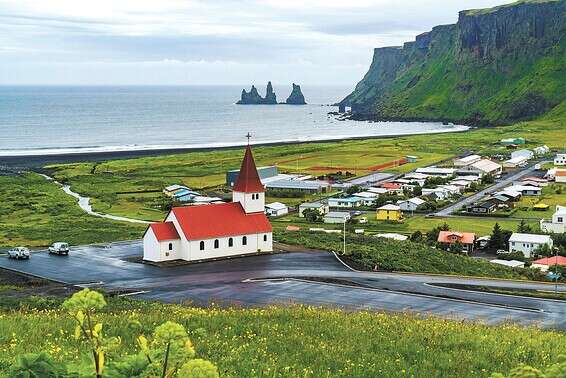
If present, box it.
[533,145,549,156]
[511,149,534,160]
[540,205,566,233]
[397,197,426,212]
[422,187,450,200]
[505,185,541,196]
[556,169,566,183]
[375,233,408,241]
[265,202,289,217]
[415,167,456,177]
[353,191,379,205]
[143,145,272,263]
[464,159,503,176]
[323,211,351,224]
[508,233,553,258]
[453,154,481,167]
[554,154,566,166]
[328,196,363,208]
[298,202,329,217]
[504,156,528,168]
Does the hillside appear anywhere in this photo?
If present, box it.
[341,0,566,125]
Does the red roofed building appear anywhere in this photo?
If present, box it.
[437,231,476,254]
[143,144,273,262]
[532,256,566,272]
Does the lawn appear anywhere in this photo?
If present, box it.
[0,291,565,378]
[0,173,145,248]
[511,183,566,220]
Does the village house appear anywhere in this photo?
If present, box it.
[422,187,450,200]
[511,149,534,160]
[505,184,542,196]
[352,191,379,206]
[328,196,363,208]
[367,187,389,195]
[531,256,566,272]
[509,233,553,258]
[163,184,190,196]
[415,167,456,177]
[467,200,497,214]
[323,211,351,224]
[397,197,426,212]
[540,205,566,233]
[439,184,463,195]
[461,159,502,177]
[490,259,525,268]
[376,204,402,221]
[503,156,528,168]
[556,169,566,183]
[380,182,404,194]
[298,202,329,218]
[533,145,549,156]
[554,154,566,166]
[264,202,289,217]
[453,154,481,167]
[143,145,273,263]
[437,231,476,254]
[496,189,522,201]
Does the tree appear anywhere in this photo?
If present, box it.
[412,185,422,197]
[481,173,495,185]
[410,230,423,242]
[426,223,450,243]
[303,208,322,223]
[346,185,362,195]
[517,219,532,233]
[489,223,507,250]
[449,241,464,253]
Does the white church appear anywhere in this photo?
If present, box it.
[143,144,273,262]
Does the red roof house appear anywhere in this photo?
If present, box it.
[532,256,566,266]
[437,231,476,253]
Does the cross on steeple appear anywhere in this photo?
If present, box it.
[245,132,252,145]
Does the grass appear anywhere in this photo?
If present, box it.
[511,183,566,220]
[0,173,145,248]
[1,293,565,377]
[275,230,545,280]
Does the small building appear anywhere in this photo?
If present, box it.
[500,137,525,146]
[415,167,456,177]
[453,154,481,167]
[463,159,503,177]
[163,184,191,197]
[226,165,278,187]
[503,156,528,168]
[323,211,351,224]
[533,145,549,156]
[476,235,491,249]
[437,231,476,254]
[497,190,522,201]
[540,205,566,233]
[509,233,553,258]
[438,184,462,195]
[266,179,329,193]
[367,187,389,195]
[376,204,402,221]
[554,154,566,166]
[397,197,426,212]
[298,202,329,218]
[264,202,289,217]
[490,259,525,268]
[505,185,541,196]
[381,182,404,194]
[466,200,497,214]
[375,233,408,241]
[450,179,473,189]
[352,191,379,206]
[556,169,566,183]
[531,256,566,272]
[406,155,418,163]
[328,196,363,208]
[422,188,450,200]
[511,149,534,160]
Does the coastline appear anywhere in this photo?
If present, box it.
[0,126,472,169]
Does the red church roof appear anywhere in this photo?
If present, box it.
[149,222,180,241]
[171,202,272,240]
[233,145,264,193]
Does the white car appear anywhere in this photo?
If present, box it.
[7,247,31,260]
[48,242,70,255]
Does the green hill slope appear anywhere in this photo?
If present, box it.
[341,0,566,125]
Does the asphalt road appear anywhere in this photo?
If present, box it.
[1,240,565,329]
[433,162,546,216]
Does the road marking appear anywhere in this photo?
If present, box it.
[245,277,544,313]
[425,283,566,303]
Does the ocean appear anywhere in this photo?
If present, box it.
[0,85,468,156]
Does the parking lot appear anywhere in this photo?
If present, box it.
[1,240,565,329]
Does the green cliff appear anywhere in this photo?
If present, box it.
[341,0,566,125]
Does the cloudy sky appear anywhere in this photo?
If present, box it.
[0,0,513,85]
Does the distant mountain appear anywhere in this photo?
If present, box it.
[340,0,566,125]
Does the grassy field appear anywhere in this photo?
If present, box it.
[45,113,566,223]
[0,290,565,378]
[511,183,566,220]
[0,173,145,248]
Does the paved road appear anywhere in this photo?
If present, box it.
[1,240,565,329]
[433,162,545,216]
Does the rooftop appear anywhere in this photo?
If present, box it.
[509,233,552,244]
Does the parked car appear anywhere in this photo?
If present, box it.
[7,247,30,260]
[496,249,509,255]
[48,242,70,255]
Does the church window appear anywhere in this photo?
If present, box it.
[200,241,205,251]
[214,239,219,249]
[168,243,173,251]
[228,237,233,247]
[242,236,247,245]
[263,234,267,242]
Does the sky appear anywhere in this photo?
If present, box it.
[0,0,514,86]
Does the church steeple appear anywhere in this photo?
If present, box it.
[232,139,265,213]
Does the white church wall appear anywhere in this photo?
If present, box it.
[233,191,265,213]
[143,229,182,262]
[186,232,273,261]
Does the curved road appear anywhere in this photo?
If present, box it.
[1,241,565,329]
